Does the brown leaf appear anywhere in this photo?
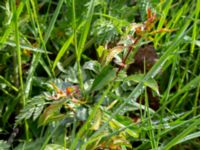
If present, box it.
[127,44,158,74]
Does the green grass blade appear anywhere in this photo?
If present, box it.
[191,0,200,54]
[87,7,195,147]
[24,0,42,99]
[90,65,115,92]
[181,0,200,87]
[154,0,173,47]
[0,75,18,92]
[13,0,25,105]
[24,0,64,98]
[128,8,194,100]
[12,0,30,141]
[157,75,200,111]
[0,23,14,46]
[171,75,200,108]
[5,41,48,53]
[52,34,74,70]
[43,0,64,73]
[77,0,95,60]
[162,118,200,150]
[0,0,24,46]
[70,85,111,150]
[44,0,64,44]
[74,0,95,93]
[175,131,200,145]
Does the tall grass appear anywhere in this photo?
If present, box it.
[0,0,200,150]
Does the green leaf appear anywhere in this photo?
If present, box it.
[15,96,45,124]
[44,144,65,150]
[33,104,44,121]
[90,65,115,92]
[4,41,48,53]
[105,114,139,138]
[96,45,105,58]
[38,100,65,126]
[76,107,88,121]
[125,74,160,95]
[52,35,74,70]
[91,109,102,130]
[83,60,101,74]
[162,118,200,150]
[43,0,64,43]
[77,0,95,59]
[175,131,200,145]
[14,138,43,150]
[0,140,10,150]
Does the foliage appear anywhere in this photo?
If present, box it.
[0,0,200,150]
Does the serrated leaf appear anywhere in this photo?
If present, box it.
[90,65,115,92]
[33,104,45,121]
[15,96,45,125]
[125,74,160,95]
[15,104,35,124]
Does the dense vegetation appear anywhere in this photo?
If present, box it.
[0,0,200,149]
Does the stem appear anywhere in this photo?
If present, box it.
[13,0,29,140]
[13,0,25,106]
[72,0,84,93]
[116,36,141,76]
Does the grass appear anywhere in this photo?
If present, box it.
[0,0,200,150]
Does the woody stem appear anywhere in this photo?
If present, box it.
[116,36,141,76]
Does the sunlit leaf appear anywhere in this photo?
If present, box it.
[96,45,105,58]
[76,107,88,121]
[105,114,139,138]
[184,35,200,47]
[106,99,118,110]
[38,100,65,126]
[83,60,101,74]
[91,109,102,130]
[33,104,45,121]
[105,46,123,65]
[44,144,65,150]
[109,136,132,149]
